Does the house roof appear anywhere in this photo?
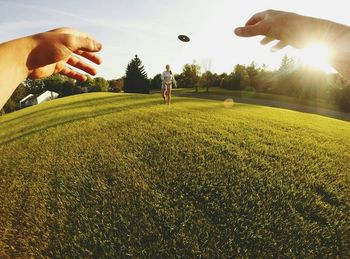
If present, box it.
[37,91,59,104]
[19,94,34,103]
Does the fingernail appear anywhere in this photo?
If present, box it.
[234,28,242,35]
[93,40,102,50]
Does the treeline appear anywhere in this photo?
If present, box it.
[2,54,150,114]
[151,55,350,111]
[2,75,124,114]
[2,54,350,114]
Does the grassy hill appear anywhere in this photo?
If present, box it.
[173,87,341,111]
[0,93,350,258]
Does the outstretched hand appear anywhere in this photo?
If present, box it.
[27,27,102,81]
[0,27,102,109]
[234,10,350,81]
[234,10,336,50]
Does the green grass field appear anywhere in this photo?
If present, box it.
[173,87,341,111]
[0,93,350,257]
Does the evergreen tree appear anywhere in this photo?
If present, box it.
[278,55,295,72]
[124,55,150,94]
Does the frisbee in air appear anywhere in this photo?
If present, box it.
[178,35,190,42]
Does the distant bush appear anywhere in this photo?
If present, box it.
[90,77,109,92]
[109,79,124,92]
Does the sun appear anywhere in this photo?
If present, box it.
[299,44,334,72]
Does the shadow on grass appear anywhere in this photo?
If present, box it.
[0,98,202,145]
[0,94,136,128]
[176,93,350,122]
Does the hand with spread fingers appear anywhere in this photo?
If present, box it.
[235,9,350,81]
[28,27,102,81]
[235,10,339,50]
[0,27,102,109]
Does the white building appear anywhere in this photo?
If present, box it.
[19,91,59,108]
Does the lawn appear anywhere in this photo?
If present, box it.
[173,87,341,111]
[0,93,349,257]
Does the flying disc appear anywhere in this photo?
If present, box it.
[178,35,190,42]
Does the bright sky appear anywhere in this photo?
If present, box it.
[0,0,349,79]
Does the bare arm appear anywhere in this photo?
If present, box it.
[0,27,102,109]
[172,74,177,87]
[234,10,350,81]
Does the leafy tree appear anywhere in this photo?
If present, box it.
[3,83,27,113]
[12,83,27,101]
[334,81,350,111]
[60,80,75,97]
[77,75,94,93]
[42,74,67,94]
[246,62,260,79]
[24,78,45,95]
[201,71,220,92]
[124,55,150,94]
[177,63,201,92]
[222,65,250,91]
[253,69,275,92]
[92,77,109,92]
[246,62,261,91]
[108,79,124,92]
[235,65,251,91]
[3,99,17,114]
[42,74,77,97]
[218,73,229,88]
[71,83,84,95]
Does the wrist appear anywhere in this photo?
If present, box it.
[22,35,40,76]
[0,36,37,79]
[309,17,350,46]
[0,35,38,108]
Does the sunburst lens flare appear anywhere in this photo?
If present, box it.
[224,98,234,108]
[300,44,332,71]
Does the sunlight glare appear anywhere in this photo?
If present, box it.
[299,44,333,72]
[223,98,234,108]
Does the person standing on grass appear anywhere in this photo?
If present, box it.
[161,65,177,105]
